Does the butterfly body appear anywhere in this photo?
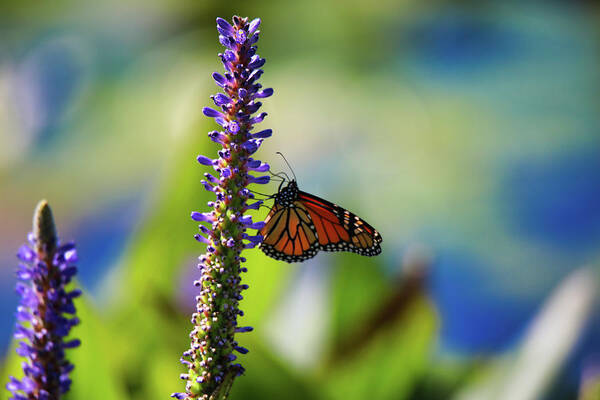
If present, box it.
[259,180,382,263]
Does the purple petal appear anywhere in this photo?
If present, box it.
[194,234,210,244]
[204,173,219,184]
[215,116,228,128]
[16,269,32,280]
[64,249,77,263]
[235,30,247,44]
[63,339,80,349]
[248,18,261,34]
[249,112,267,124]
[208,131,226,145]
[17,245,34,262]
[212,72,227,87]
[227,121,240,134]
[219,35,234,49]
[221,167,232,178]
[256,88,274,98]
[203,107,222,118]
[251,129,272,139]
[213,93,231,106]
[197,155,215,166]
[248,55,265,69]
[245,201,263,210]
[248,69,263,83]
[199,225,211,236]
[243,234,263,243]
[248,175,270,185]
[245,102,262,113]
[249,161,269,172]
[223,50,236,62]
[249,221,266,229]
[201,180,216,192]
[216,17,233,33]
[191,212,215,222]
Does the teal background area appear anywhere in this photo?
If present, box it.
[1,1,599,399]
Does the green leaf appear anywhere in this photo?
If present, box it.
[229,338,320,400]
[63,294,128,400]
[324,296,437,400]
[322,253,437,400]
[327,253,392,354]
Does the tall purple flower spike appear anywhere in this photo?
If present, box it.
[6,200,81,400]
[172,15,273,400]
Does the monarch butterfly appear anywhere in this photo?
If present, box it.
[258,177,383,263]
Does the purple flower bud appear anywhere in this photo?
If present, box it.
[241,140,259,154]
[17,245,34,262]
[249,112,267,124]
[243,234,263,243]
[227,121,240,134]
[223,50,236,62]
[247,175,270,185]
[213,93,231,106]
[248,18,261,34]
[235,30,247,44]
[248,55,265,69]
[208,131,227,145]
[191,211,214,222]
[256,88,274,98]
[245,201,263,210]
[201,180,216,192]
[248,161,269,172]
[194,234,210,244]
[197,155,215,166]
[216,17,234,33]
[203,107,223,118]
[248,69,263,83]
[245,101,262,113]
[219,35,235,49]
[215,116,228,128]
[212,72,227,87]
[249,221,266,229]
[251,129,272,139]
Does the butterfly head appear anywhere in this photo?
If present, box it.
[275,180,298,207]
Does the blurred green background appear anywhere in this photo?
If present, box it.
[1,1,600,399]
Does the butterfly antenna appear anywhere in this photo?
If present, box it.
[276,152,297,182]
[267,170,288,183]
[259,203,274,212]
[247,189,274,198]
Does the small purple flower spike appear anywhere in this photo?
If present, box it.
[6,200,80,400]
[173,15,273,400]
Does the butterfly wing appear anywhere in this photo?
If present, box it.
[298,191,382,257]
[258,202,320,262]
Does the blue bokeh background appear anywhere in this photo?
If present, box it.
[1,1,599,399]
